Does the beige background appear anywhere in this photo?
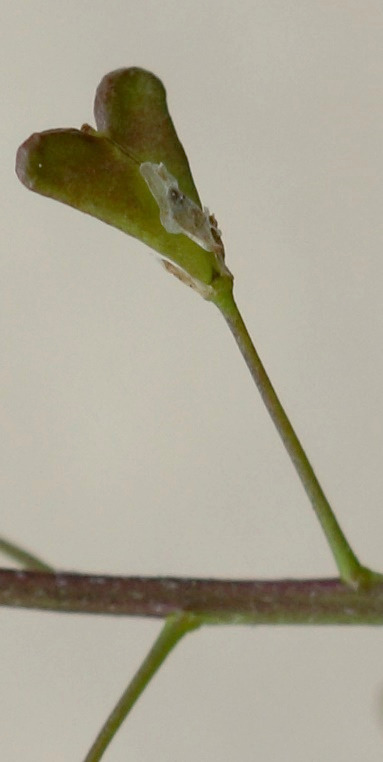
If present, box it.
[2,1,383,760]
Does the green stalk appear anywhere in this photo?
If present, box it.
[83,613,201,762]
[0,536,54,572]
[212,282,375,588]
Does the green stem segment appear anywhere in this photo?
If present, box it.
[212,284,371,587]
[83,613,201,762]
[0,536,54,572]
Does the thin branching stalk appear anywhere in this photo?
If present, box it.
[212,286,379,588]
[83,614,201,762]
[0,536,54,572]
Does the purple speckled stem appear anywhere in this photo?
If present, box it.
[1,569,383,624]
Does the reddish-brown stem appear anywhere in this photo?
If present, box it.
[1,568,383,624]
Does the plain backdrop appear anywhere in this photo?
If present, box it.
[2,2,383,760]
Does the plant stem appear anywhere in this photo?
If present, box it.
[212,285,374,587]
[83,613,200,762]
[2,569,383,624]
[0,536,54,572]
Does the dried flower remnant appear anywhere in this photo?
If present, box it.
[140,162,216,249]
[140,162,228,272]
